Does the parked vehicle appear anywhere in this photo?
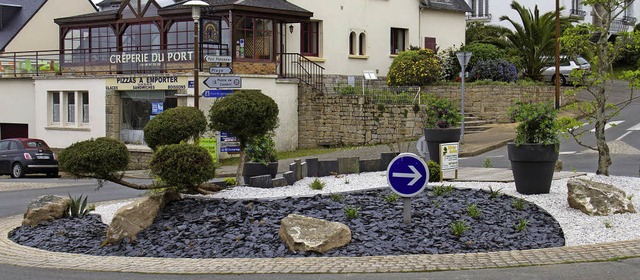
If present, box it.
[0,138,58,178]
[540,56,591,85]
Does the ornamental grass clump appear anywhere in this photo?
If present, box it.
[424,94,462,129]
[508,100,560,146]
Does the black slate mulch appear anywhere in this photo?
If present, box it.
[9,187,565,258]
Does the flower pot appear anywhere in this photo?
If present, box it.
[242,162,278,184]
[424,128,461,163]
[507,143,559,195]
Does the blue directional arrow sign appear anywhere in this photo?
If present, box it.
[386,153,429,197]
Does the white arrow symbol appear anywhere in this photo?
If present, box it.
[392,165,422,186]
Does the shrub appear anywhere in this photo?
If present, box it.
[462,43,507,70]
[508,100,560,145]
[143,106,207,151]
[449,220,470,237]
[309,178,325,190]
[387,48,443,86]
[67,194,94,218]
[427,160,441,182]
[469,59,518,82]
[344,205,361,219]
[424,94,462,128]
[245,133,277,164]
[58,137,129,180]
[150,143,216,191]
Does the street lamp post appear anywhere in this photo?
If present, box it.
[184,0,209,110]
[456,51,472,144]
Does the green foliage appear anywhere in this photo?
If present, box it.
[58,137,129,180]
[515,218,529,232]
[387,48,443,86]
[487,186,503,199]
[383,193,401,203]
[509,100,560,145]
[143,106,207,151]
[467,203,482,219]
[330,193,344,202]
[483,158,493,168]
[437,45,463,81]
[309,178,325,190]
[465,22,512,49]
[150,143,216,192]
[344,205,361,219]
[208,90,279,149]
[500,1,576,80]
[67,194,94,218]
[449,220,470,237]
[424,94,462,128]
[245,133,277,164]
[462,43,508,71]
[223,177,236,186]
[427,160,441,182]
[432,184,454,196]
[512,197,527,211]
[604,220,613,229]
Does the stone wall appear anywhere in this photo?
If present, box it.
[298,83,573,148]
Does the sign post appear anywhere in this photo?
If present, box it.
[386,153,429,224]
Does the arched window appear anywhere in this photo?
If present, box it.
[358,32,366,55]
[349,31,356,55]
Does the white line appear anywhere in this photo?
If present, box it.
[616,131,633,141]
[590,120,624,132]
[559,151,577,155]
[629,122,640,131]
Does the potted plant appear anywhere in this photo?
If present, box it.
[242,133,278,184]
[507,100,560,195]
[423,94,463,163]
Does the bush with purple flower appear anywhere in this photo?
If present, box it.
[469,59,518,82]
[423,94,462,129]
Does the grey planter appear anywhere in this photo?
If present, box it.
[424,127,461,163]
[507,143,559,195]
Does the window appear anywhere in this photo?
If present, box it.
[469,0,490,18]
[63,27,115,63]
[349,32,356,55]
[120,91,177,145]
[234,17,273,60]
[358,33,366,55]
[390,28,406,55]
[167,21,194,50]
[301,21,319,56]
[48,91,89,127]
[425,37,436,52]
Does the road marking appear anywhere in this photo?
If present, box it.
[560,151,577,155]
[628,122,640,131]
[590,120,624,132]
[616,131,633,141]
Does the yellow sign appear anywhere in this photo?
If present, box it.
[439,142,459,171]
[199,137,218,163]
[105,76,188,90]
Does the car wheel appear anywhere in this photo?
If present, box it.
[11,163,25,178]
[46,171,59,178]
[553,75,567,86]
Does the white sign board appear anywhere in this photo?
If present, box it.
[439,142,459,171]
[203,76,242,88]
[363,70,377,80]
[209,67,232,74]
[205,55,232,63]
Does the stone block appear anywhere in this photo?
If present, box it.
[301,162,308,178]
[359,159,380,173]
[284,171,296,185]
[249,175,273,188]
[272,177,288,187]
[318,160,338,177]
[306,158,319,177]
[380,153,399,171]
[294,159,303,180]
[338,157,360,174]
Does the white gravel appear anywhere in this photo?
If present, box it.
[95,172,640,247]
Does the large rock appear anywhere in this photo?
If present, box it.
[567,178,636,216]
[279,214,351,253]
[105,190,180,245]
[22,195,71,226]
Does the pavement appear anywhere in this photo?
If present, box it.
[1,102,639,275]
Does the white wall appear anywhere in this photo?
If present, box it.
[34,78,107,148]
[199,75,299,152]
[421,9,467,50]
[5,0,96,52]
[0,79,36,137]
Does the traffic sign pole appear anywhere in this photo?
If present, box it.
[403,197,411,225]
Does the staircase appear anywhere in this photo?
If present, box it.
[463,113,495,134]
[278,53,325,93]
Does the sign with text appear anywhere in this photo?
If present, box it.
[199,137,218,163]
[203,76,242,88]
[105,76,188,90]
[209,67,233,74]
[439,142,459,171]
[219,132,240,153]
[202,89,233,98]
[151,102,164,115]
[205,55,232,63]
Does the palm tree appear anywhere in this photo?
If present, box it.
[500,1,575,80]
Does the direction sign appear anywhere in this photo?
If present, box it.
[386,153,429,197]
[203,76,242,88]
[205,55,232,63]
[202,89,233,98]
[209,67,232,74]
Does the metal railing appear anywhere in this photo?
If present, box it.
[570,9,586,18]
[279,53,325,93]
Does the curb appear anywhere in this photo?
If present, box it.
[1,214,640,274]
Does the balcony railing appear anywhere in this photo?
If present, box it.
[570,9,586,18]
[465,13,492,21]
[622,16,637,25]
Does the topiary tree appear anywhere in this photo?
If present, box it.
[143,106,207,151]
[150,143,216,192]
[387,48,442,86]
[208,90,279,184]
[58,137,129,182]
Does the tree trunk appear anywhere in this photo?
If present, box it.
[594,97,611,175]
[236,149,245,186]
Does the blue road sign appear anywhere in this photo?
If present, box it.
[386,153,429,197]
[202,89,233,98]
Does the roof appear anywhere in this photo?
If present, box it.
[0,0,46,52]
[420,0,472,13]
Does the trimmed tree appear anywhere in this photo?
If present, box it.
[143,106,207,151]
[208,90,279,185]
[558,0,640,175]
[387,48,442,86]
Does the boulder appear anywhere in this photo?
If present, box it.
[567,178,636,216]
[105,190,180,245]
[22,195,71,226]
[279,214,351,253]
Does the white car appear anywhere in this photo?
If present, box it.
[540,56,591,85]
